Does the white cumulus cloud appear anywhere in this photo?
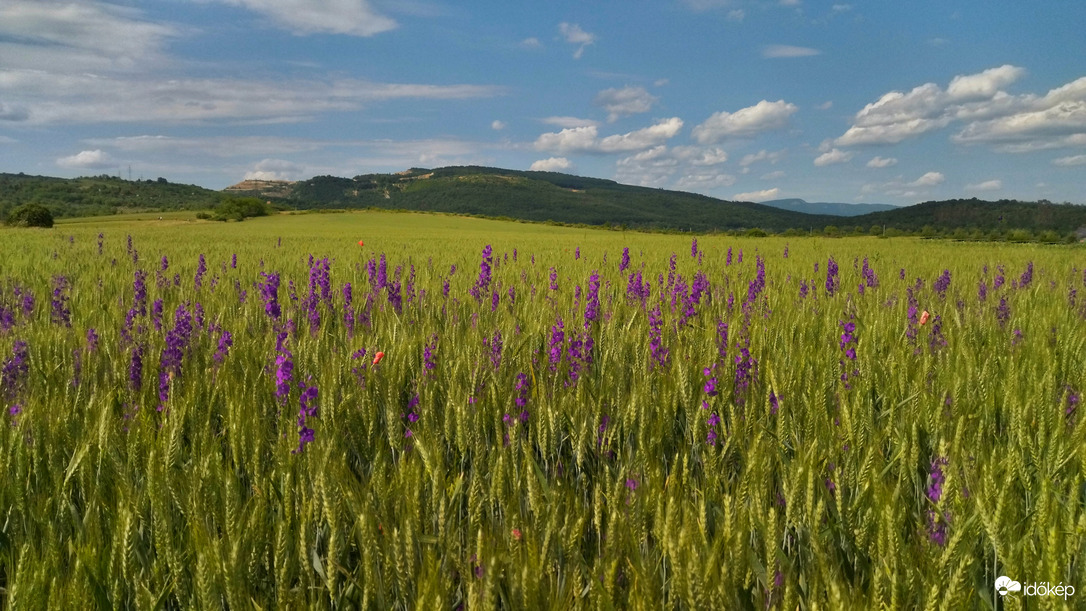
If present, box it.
[814,148,853,166]
[733,188,780,201]
[594,86,657,122]
[57,149,116,169]
[965,179,1002,191]
[559,22,595,59]
[534,117,683,154]
[243,158,305,181]
[692,100,798,144]
[529,157,573,172]
[866,156,898,168]
[909,171,945,187]
[491,120,506,130]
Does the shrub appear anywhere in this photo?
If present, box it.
[6,203,54,228]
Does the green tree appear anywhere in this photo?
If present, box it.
[6,203,54,228]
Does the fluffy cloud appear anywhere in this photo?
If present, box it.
[814,148,853,166]
[740,149,786,166]
[833,65,1086,152]
[243,158,305,181]
[491,120,506,130]
[861,171,946,198]
[951,77,1086,148]
[614,146,679,187]
[211,0,397,37]
[965,179,1002,191]
[529,157,573,172]
[762,45,821,58]
[732,188,780,202]
[57,149,116,169]
[909,171,945,187]
[594,86,657,122]
[692,100,798,144]
[559,23,595,59]
[613,145,733,192]
[534,118,683,154]
[866,156,897,168]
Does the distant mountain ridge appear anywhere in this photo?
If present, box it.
[4,167,1085,238]
[761,198,898,217]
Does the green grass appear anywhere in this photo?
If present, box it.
[1,211,1084,609]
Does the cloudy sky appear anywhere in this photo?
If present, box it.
[2,1,1085,205]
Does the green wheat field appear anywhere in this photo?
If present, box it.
[1,210,1084,609]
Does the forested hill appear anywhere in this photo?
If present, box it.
[279,166,843,232]
[0,173,222,219]
[3,167,1085,239]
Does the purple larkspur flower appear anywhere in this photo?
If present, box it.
[648,305,668,370]
[584,271,601,326]
[619,247,630,273]
[769,391,779,415]
[549,267,559,292]
[51,276,72,327]
[97,233,104,255]
[133,270,148,316]
[691,238,698,258]
[195,254,207,290]
[423,334,438,375]
[485,330,503,370]
[996,296,1011,327]
[825,257,839,296]
[213,330,233,364]
[726,247,733,266]
[933,269,951,297]
[129,344,144,391]
[470,245,493,302]
[258,272,281,320]
[548,317,565,372]
[1,340,30,405]
[514,372,530,408]
[1019,262,1033,288]
[86,328,99,352]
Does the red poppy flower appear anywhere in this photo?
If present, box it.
[919,310,930,326]
[372,351,385,365]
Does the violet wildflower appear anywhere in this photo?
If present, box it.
[51,276,72,327]
[933,269,951,298]
[195,254,207,290]
[769,391,779,415]
[1018,262,1033,288]
[1,340,30,405]
[619,247,630,273]
[584,271,601,326]
[549,267,559,292]
[825,257,839,296]
[97,233,104,255]
[485,330,503,370]
[978,279,988,302]
[259,272,281,320]
[691,238,698,258]
[996,297,1011,327]
[213,330,233,364]
[648,305,668,370]
[926,457,949,546]
[129,344,144,391]
[726,247,733,266]
[575,246,580,259]
[470,245,493,302]
[86,328,99,352]
[928,314,947,353]
[514,372,530,408]
[862,258,878,288]
[423,334,438,376]
[548,317,565,372]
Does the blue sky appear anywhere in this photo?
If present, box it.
[2,1,1085,205]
